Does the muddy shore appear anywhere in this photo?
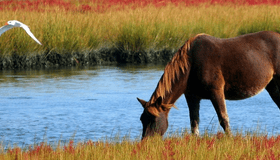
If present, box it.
[0,48,177,70]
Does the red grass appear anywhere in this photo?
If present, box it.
[1,0,280,12]
[2,134,280,159]
[64,140,75,154]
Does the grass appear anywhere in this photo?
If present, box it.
[1,1,280,67]
[1,1,280,158]
[1,131,280,160]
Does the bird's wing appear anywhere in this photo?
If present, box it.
[0,25,14,36]
[20,24,42,45]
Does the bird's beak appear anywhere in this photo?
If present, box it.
[5,22,8,25]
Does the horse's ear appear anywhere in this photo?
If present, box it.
[137,98,147,107]
[155,96,163,108]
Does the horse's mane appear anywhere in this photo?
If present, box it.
[150,34,206,103]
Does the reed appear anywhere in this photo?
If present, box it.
[1,0,280,66]
[1,131,280,160]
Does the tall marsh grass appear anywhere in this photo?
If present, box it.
[1,132,280,160]
[1,0,280,66]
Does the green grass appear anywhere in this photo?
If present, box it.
[1,2,280,68]
[1,4,280,57]
[1,130,280,160]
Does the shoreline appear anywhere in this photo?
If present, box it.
[0,48,176,70]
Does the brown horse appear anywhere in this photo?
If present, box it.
[137,31,280,139]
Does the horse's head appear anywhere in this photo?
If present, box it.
[137,96,172,139]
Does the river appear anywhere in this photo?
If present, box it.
[0,64,280,147]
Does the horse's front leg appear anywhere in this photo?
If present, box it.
[185,95,201,136]
[210,89,231,134]
[266,78,280,108]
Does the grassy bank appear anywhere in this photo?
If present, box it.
[1,0,280,69]
[1,132,280,159]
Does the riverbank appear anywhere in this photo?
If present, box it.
[1,1,280,69]
[0,48,176,69]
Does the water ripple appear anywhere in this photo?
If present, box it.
[0,65,279,147]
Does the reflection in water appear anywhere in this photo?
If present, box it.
[0,64,280,147]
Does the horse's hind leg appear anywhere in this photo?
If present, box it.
[185,95,201,135]
[266,78,280,109]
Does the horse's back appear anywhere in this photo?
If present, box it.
[192,31,280,56]
[188,31,280,100]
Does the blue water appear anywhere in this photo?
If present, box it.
[0,64,280,147]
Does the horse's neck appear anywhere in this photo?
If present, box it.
[149,41,191,105]
[150,71,189,105]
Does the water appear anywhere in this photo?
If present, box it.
[0,64,280,146]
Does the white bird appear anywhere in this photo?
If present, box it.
[0,20,42,45]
